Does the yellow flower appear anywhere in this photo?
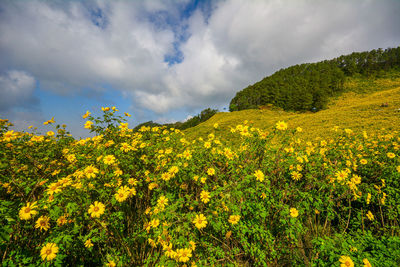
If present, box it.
[254,170,264,182]
[189,241,196,251]
[84,121,93,129]
[102,107,110,111]
[84,239,93,248]
[228,215,241,225]
[204,141,211,148]
[115,187,130,202]
[129,187,137,196]
[207,168,215,176]
[291,171,302,181]
[40,243,59,261]
[164,245,176,259]
[157,195,169,207]
[124,112,131,117]
[114,168,123,176]
[103,155,116,165]
[276,121,288,130]
[176,248,192,263]
[396,165,400,173]
[366,211,374,221]
[363,258,372,267]
[84,165,99,179]
[46,182,61,195]
[47,131,55,137]
[161,172,171,181]
[66,154,76,163]
[335,170,349,182]
[339,255,354,267]
[43,117,55,125]
[149,182,158,190]
[290,207,299,218]
[200,190,210,204]
[366,193,371,205]
[192,214,208,229]
[19,201,38,220]
[88,201,105,218]
[57,215,67,226]
[120,142,131,152]
[380,192,387,205]
[169,166,179,174]
[35,216,50,231]
[183,149,192,160]
[128,178,138,186]
[351,174,361,185]
[296,127,303,132]
[213,123,219,129]
[344,128,353,135]
[387,152,396,159]
[82,110,91,119]
[150,218,160,228]
[106,260,116,267]
[360,158,368,165]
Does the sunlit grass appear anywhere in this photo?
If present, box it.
[185,76,400,141]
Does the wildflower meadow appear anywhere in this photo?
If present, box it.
[1,108,400,266]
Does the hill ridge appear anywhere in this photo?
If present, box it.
[185,80,400,140]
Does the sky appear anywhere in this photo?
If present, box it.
[1,0,400,138]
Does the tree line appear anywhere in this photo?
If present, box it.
[133,108,218,132]
[229,46,400,112]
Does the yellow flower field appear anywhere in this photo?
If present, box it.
[0,106,400,266]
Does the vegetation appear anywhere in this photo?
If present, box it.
[230,46,400,112]
[1,106,400,266]
[134,108,218,132]
[186,76,400,142]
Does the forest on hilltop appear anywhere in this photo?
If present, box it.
[229,46,400,112]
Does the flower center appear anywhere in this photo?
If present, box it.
[24,207,31,213]
[93,206,99,212]
[46,249,52,255]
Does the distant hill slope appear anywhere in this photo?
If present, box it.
[184,76,400,140]
[229,46,400,112]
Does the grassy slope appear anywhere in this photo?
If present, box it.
[184,76,400,140]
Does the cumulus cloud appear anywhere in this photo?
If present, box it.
[0,0,399,121]
[0,70,37,111]
[148,0,400,113]
[0,1,176,94]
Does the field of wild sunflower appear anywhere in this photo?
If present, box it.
[1,107,400,266]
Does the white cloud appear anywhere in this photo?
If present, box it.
[0,1,175,94]
[0,70,37,111]
[134,0,400,114]
[0,0,399,122]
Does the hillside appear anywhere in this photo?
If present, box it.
[229,46,400,112]
[184,76,400,140]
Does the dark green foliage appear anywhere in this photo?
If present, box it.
[168,108,219,130]
[134,108,218,132]
[133,121,162,131]
[230,46,400,112]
